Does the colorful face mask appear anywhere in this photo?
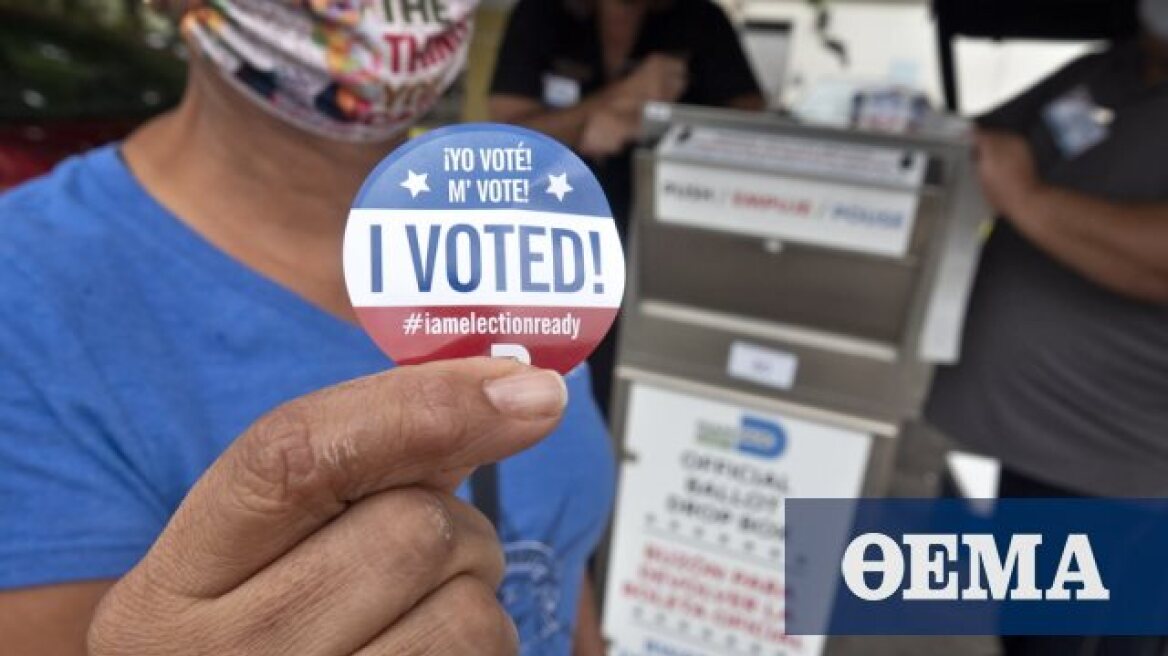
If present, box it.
[182,0,477,142]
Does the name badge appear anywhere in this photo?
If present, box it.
[542,73,581,108]
[1043,86,1112,159]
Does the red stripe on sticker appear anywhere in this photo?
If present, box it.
[355,305,618,373]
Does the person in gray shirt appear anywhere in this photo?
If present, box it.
[926,1,1168,653]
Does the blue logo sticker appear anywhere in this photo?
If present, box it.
[695,415,787,460]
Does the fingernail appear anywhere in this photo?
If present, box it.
[483,370,567,418]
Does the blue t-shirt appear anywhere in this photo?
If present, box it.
[0,145,616,655]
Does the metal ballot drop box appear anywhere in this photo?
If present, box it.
[599,104,989,656]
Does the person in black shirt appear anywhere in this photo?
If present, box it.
[489,0,763,413]
[927,1,1168,653]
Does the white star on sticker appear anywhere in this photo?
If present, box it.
[546,172,573,202]
[400,169,430,198]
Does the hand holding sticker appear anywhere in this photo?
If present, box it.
[344,124,626,373]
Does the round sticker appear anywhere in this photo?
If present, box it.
[344,123,626,374]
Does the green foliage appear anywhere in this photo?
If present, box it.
[0,1,185,120]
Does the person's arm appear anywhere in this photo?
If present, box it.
[492,52,687,155]
[573,575,607,656]
[490,92,620,151]
[0,264,170,653]
[727,93,766,111]
[976,129,1168,303]
[0,582,111,655]
[487,0,611,149]
[489,0,687,153]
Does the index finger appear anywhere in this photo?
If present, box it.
[138,358,566,598]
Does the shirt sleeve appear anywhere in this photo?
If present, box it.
[976,49,1105,132]
[489,0,554,101]
[686,0,762,106]
[0,258,167,590]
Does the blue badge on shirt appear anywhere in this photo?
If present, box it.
[1043,86,1112,159]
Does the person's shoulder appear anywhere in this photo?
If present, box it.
[1095,39,1138,63]
[976,44,1116,129]
[0,146,125,289]
[663,0,737,40]
[672,0,733,22]
[0,164,85,344]
[1042,43,1117,84]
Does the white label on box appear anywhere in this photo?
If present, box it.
[727,341,798,390]
[656,161,919,258]
[602,383,872,656]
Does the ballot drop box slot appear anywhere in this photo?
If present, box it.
[599,104,988,656]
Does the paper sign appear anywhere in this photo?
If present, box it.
[656,161,920,257]
[602,383,872,656]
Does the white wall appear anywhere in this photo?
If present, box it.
[731,0,1095,115]
[952,37,1096,114]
